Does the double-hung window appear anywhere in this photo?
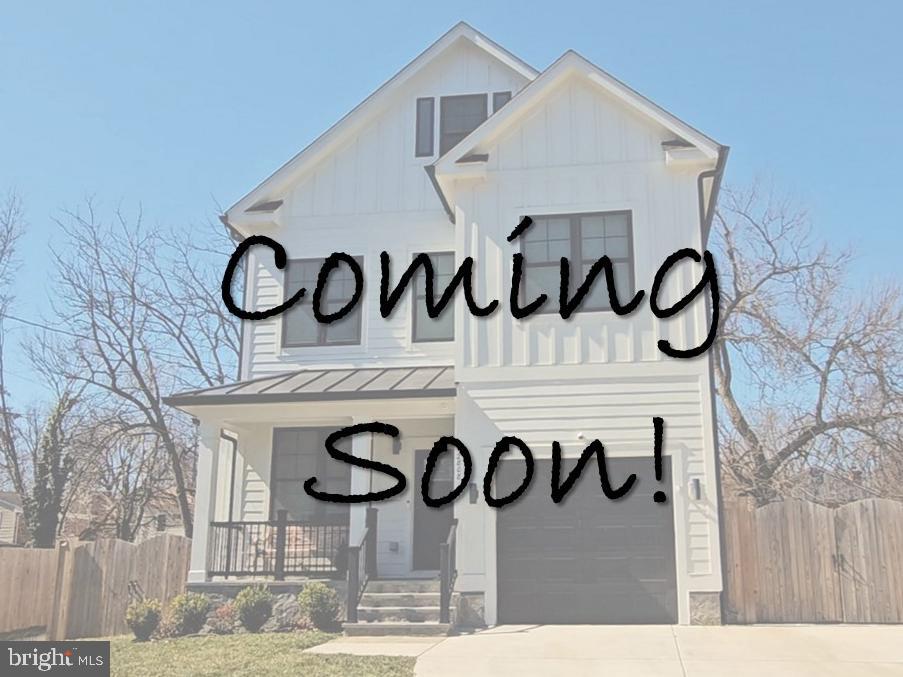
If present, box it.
[521,211,635,313]
[412,252,455,342]
[282,257,363,347]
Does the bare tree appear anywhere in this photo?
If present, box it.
[712,184,903,504]
[0,191,25,494]
[30,202,238,537]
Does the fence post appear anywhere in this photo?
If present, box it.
[47,541,71,641]
[365,508,378,578]
[274,510,287,581]
[346,546,360,623]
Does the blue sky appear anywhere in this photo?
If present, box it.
[1,1,900,402]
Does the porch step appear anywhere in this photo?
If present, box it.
[365,579,440,594]
[357,606,441,623]
[359,591,440,607]
[343,621,451,637]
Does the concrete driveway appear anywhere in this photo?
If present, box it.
[309,624,903,676]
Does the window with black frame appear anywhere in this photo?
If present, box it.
[439,94,487,155]
[412,251,455,342]
[520,211,635,313]
[270,428,350,523]
[282,257,363,347]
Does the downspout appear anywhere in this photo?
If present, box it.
[221,432,239,579]
[696,145,730,622]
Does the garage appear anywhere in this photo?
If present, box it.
[496,456,678,624]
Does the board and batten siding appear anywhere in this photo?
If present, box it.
[454,75,711,372]
[449,73,722,619]
[242,39,530,379]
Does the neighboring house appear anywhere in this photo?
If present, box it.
[0,492,25,546]
[166,22,727,631]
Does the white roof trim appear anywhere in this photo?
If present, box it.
[225,22,538,226]
[434,50,722,175]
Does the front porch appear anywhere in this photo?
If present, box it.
[165,365,459,632]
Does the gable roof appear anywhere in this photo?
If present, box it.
[434,49,723,176]
[224,22,538,228]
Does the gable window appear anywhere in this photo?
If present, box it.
[439,94,488,155]
[492,91,512,113]
[415,97,435,157]
[412,252,455,342]
[521,211,635,313]
[282,257,363,347]
[271,428,349,523]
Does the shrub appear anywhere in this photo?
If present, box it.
[125,599,161,642]
[297,582,340,630]
[209,602,237,635]
[167,592,211,636]
[234,584,274,633]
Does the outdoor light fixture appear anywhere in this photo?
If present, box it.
[690,478,702,500]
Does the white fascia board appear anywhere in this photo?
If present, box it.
[435,50,722,176]
[225,23,538,224]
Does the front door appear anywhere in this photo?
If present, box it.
[412,449,455,570]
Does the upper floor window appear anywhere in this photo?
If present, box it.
[439,94,487,155]
[282,257,363,347]
[412,252,455,342]
[521,211,635,313]
[492,90,512,113]
[415,97,435,157]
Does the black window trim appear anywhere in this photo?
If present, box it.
[411,250,455,344]
[281,255,364,348]
[519,210,636,315]
[269,426,349,524]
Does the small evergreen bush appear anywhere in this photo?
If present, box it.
[125,599,161,642]
[297,582,340,630]
[234,584,274,632]
[167,592,211,636]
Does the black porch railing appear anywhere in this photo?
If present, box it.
[439,519,458,624]
[208,511,349,579]
[346,507,378,623]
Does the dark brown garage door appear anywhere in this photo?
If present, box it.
[496,456,677,624]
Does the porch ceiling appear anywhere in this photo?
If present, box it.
[164,365,455,408]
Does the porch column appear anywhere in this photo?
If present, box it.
[188,419,221,583]
[348,422,373,546]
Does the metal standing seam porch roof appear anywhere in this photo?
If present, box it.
[163,365,455,407]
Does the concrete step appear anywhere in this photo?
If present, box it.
[359,592,440,607]
[343,621,451,637]
[357,606,441,623]
[366,579,440,594]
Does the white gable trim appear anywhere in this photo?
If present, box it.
[434,50,722,176]
[225,22,538,229]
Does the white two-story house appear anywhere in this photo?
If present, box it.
[167,22,728,632]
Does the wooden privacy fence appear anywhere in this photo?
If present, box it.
[723,498,903,623]
[0,534,191,639]
[0,547,60,636]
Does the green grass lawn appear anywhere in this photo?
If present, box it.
[108,632,416,677]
